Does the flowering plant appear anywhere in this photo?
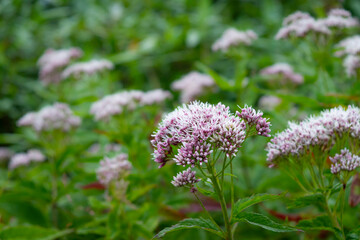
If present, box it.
[151,101,292,239]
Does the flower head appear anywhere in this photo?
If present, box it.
[17,103,81,132]
[38,48,83,85]
[171,72,215,103]
[171,168,200,187]
[0,147,13,162]
[282,11,312,26]
[236,105,272,137]
[258,95,282,111]
[212,28,257,52]
[27,149,46,162]
[151,102,268,168]
[276,13,330,40]
[90,89,171,121]
[9,153,30,170]
[62,59,114,79]
[8,149,45,170]
[343,55,360,77]
[335,35,360,56]
[97,153,132,186]
[319,9,358,29]
[260,63,304,85]
[266,105,360,167]
[330,148,360,174]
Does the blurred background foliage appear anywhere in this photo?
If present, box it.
[1,0,360,133]
[1,1,360,239]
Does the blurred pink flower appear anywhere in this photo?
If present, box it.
[171,72,215,103]
[212,28,257,52]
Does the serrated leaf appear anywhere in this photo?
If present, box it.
[233,193,284,215]
[0,226,72,240]
[232,212,297,232]
[296,215,343,239]
[153,218,223,239]
[287,193,325,210]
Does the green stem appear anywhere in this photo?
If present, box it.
[230,161,235,221]
[193,192,224,233]
[221,156,228,190]
[50,156,58,227]
[208,164,232,240]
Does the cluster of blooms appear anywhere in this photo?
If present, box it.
[171,168,200,187]
[61,59,114,79]
[90,89,171,121]
[266,105,360,169]
[17,103,81,132]
[260,63,304,85]
[171,72,215,103]
[330,148,360,174]
[237,105,271,137]
[258,95,282,111]
[88,143,121,155]
[276,11,330,40]
[0,147,13,162]
[336,36,360,77]
[9,149,46,170]
[96,153,132,186]
[212,28,257,52]
[343,55,360,77]
[319,9,358,29]
[38,48,83,85]
[152,101,270,187]
[336,35,360,56]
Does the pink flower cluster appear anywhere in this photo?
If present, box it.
[276,11,330,40]
[336,35,360,77]
[0,147,13,162]
[38,48,83,85]
[266,106,360,168]
[343,55,360,77]
[237,105,271,137]
[330,148,360,174]
[152,102,270,187]
[90,89,171,121]
[336,35,360,56]
[260,63,304,85]
[258,95,282,111]
[319,9,358,29]
[171,72,215,103]
[9,149,46,170]
[96,153,132,186]
[171,168,200,187]
[17,103,81,132]
[62,59,114,79]
[212,28,257,52]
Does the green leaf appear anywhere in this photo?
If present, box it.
[196,186,215,197]
[347,227,360,240]
[153,218,223,239]
[287,193,325,210]
[296,216,343,239]
[128,184,156,202]
[0,226,73,240]
[233,193,284,215]
[232,212,297,232]
[196,62,233,90]
[0,200,46,226]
